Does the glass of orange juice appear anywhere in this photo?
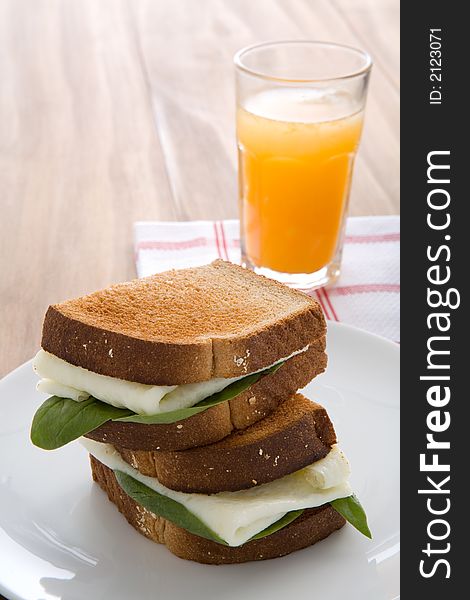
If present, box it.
[235,41,372,289]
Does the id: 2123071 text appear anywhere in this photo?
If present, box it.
[429,29,442,105]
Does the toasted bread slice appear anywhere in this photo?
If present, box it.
[114,394,336,493]
[41,260,325,385]
[85,338,327,452]
[91,456,346,564]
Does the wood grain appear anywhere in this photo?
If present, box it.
[0,0,399,379]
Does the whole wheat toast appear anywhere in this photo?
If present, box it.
[113,394,336,493]
[85,338,327,451]
[41,260,326,385]
[91,456,346,564]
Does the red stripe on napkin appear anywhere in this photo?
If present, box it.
[218,221,230,261]
[313,290,331,320]
[345,232,400,244]
[331,284,400,296]
[321,288,339,322]
[213,222,223,259]
[136,238,208,251]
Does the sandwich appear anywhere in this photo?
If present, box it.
[31,259,370,564]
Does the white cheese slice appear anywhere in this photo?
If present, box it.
[81,439,351,547]
[37,379,90,402]
[302,444,352,489]
[33,346,308,416]
[33,350,176,415]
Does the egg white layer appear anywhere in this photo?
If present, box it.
[33,346,308,416]
[81,438,351,547]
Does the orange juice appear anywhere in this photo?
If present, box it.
[237,88,364,274]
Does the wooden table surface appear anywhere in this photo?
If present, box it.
[0,0,399,379]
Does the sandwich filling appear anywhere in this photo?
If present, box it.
[33,346,309,416]
[81,438,351,547]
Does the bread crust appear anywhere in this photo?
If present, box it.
[41,260,326,384]
[116,394,337,493]
[90,456,346,564]
[85,339,327,452]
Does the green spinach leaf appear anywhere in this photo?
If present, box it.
[31,362,283,449]
[30,396,133,450]
[331,495,372,538]
[114,362,283,425]
[114,470,303,546]
[114,470,228,544]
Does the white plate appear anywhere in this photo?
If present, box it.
[0,322,399,600]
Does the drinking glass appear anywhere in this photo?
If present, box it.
[235,41,372,289]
